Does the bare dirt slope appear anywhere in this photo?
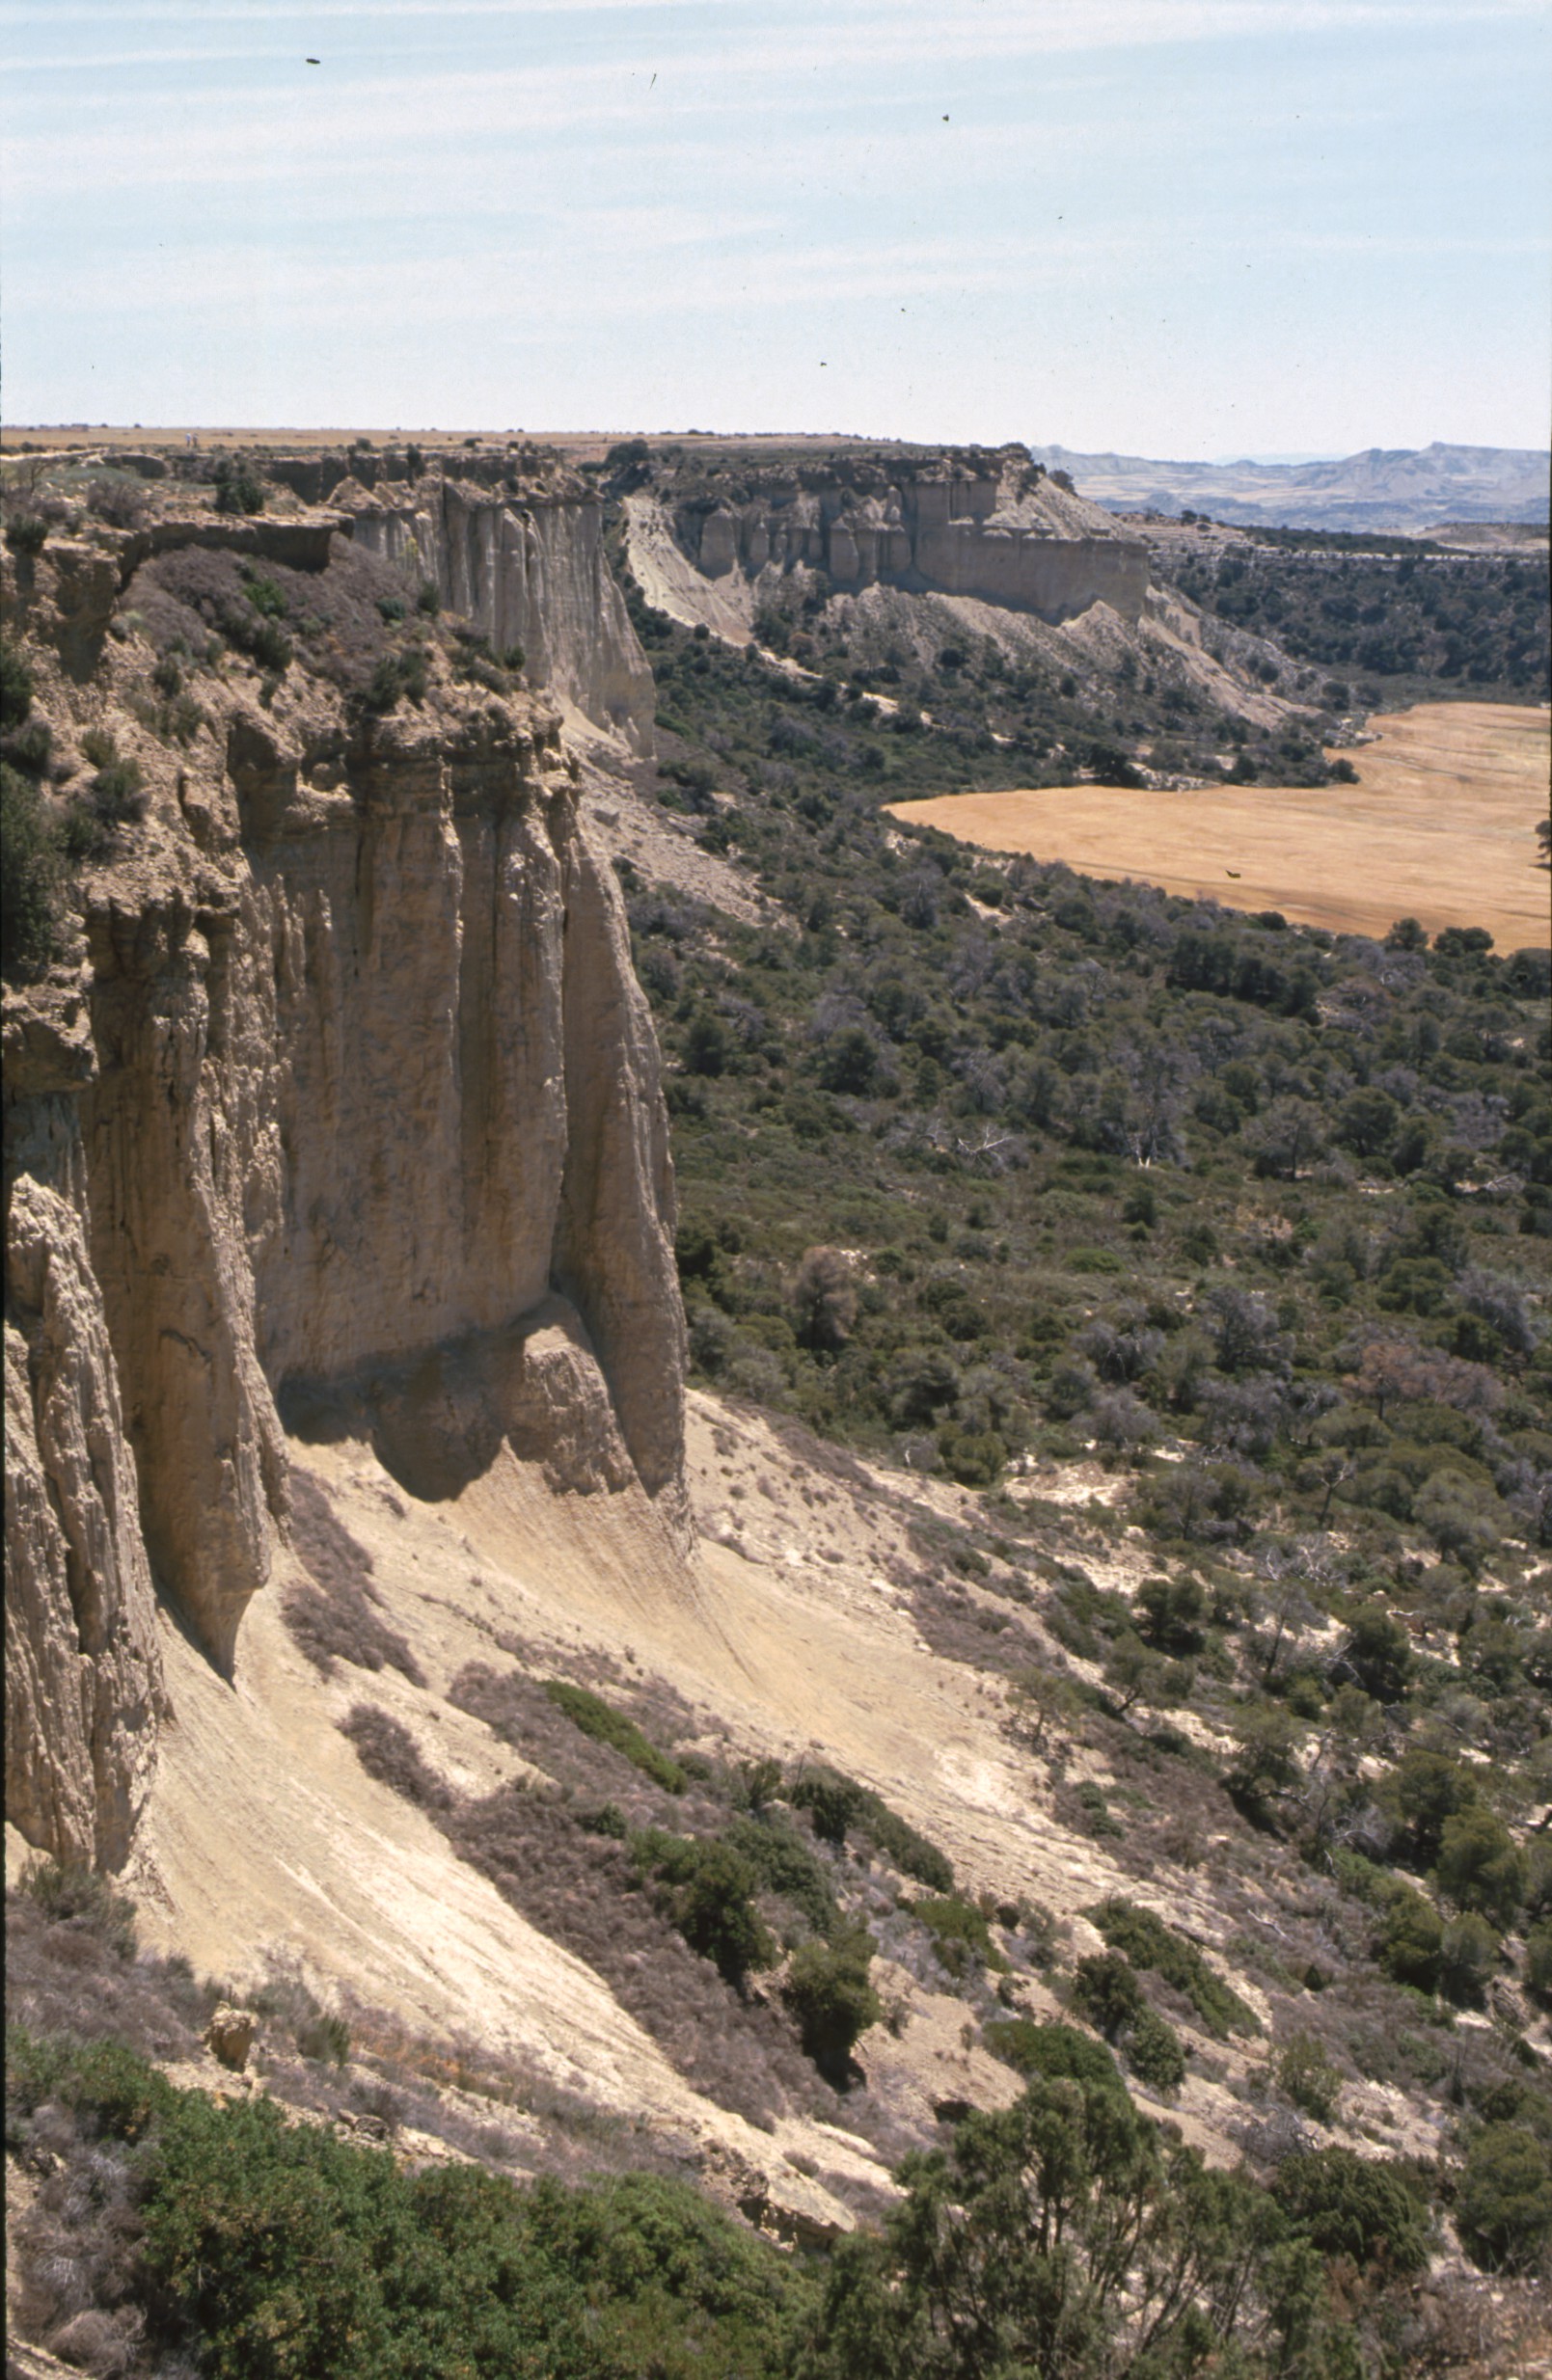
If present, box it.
[7,1386,1344,2225]
[886,701,1550,949]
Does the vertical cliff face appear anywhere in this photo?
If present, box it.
[80,882,289,1676]
[345,477,657,752]
[640,444,1149,628]
[4,999,166,1869]
[4,512,686,1867]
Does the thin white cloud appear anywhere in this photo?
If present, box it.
[1,222,1157,324]
[6,0,1539,22]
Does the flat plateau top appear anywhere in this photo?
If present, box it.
[1,427,939,457]
[887,701,1551,951]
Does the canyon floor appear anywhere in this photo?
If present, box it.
[885,700,1551,948]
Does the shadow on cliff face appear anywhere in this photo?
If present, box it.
[276,1293,637,1506]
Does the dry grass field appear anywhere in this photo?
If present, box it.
[888,701,1551,950]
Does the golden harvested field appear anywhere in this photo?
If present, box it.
[888,701,1551,950]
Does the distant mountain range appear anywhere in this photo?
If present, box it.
[1029,441,1549,531]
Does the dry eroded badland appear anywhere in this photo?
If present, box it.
[887,701,1550,949]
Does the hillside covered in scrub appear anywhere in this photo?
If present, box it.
[4,437,1552,2380]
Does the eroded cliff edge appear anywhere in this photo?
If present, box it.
[623,442,1149,637]
[4,500,686,1868]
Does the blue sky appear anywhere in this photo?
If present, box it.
[3,0,1548,451]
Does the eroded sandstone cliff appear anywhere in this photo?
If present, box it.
[4,498,685,1867]
[629,443,1149,631]
[333,472,656,751]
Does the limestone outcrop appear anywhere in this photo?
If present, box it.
[4,505,686,1867]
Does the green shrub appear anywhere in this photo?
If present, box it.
[1125,2005,1185,2095]
[1275,2032,1343,2123]
[629,1828,774,1987]
[1342,1602,1413,1702]
[1436,1807,1527,1928]
[1526,1919,1552,2003]
[542,1679,686,1793]
[518,2168,816,2371]
[911,1894,1004,1980]
[242,570,287,619]
[1378,1880,1444,1991]
[1380,1748,1482,1867]
[981,2017,1128,2099]
[2,2025,812,2377]
[4,512,48,558]
[1070,1950,1144,2040]
[675,1840,775,1987]
[581,1799,628,1837]
[726,1812,841,1940]
[1075,1780,1124,1838]
[363,647,426,711]
[1271,2146,1430,2274]
[781,1925,881,2080]
[0,642,34,727]
[1456,2123,1552,2272]
[791,1768,863,1845]
[1087,1898,1259,2038]
[1439,1911,1499,2006]
[4,713,52,775]
[1135,1573,1207,1654]
[856,1799,954,1893]
[146,2100,517,2371]
[91,754,147,821]
[792,2060,1294,2379]
[789,1766,954,1891]
[60,797,111,861]
[6,2024,172,2145]
[211,457,265,514]
[249,614,292,674]
[1,762,65,980]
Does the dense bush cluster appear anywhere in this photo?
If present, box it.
[126,538,433,703]
[7,2024,816,2378]
[1162,543,1551,702]
[18,1996,1537,2378]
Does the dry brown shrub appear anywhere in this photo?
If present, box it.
[125,535,417,696]
[337,1703,450,1811]
[12,2138,147,2373]
[337,1691,833,2126]
[5,1887,212,2069]
[449,1779,830,2127]
[282,1471,425,1685]
[449,1661,722,1829]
